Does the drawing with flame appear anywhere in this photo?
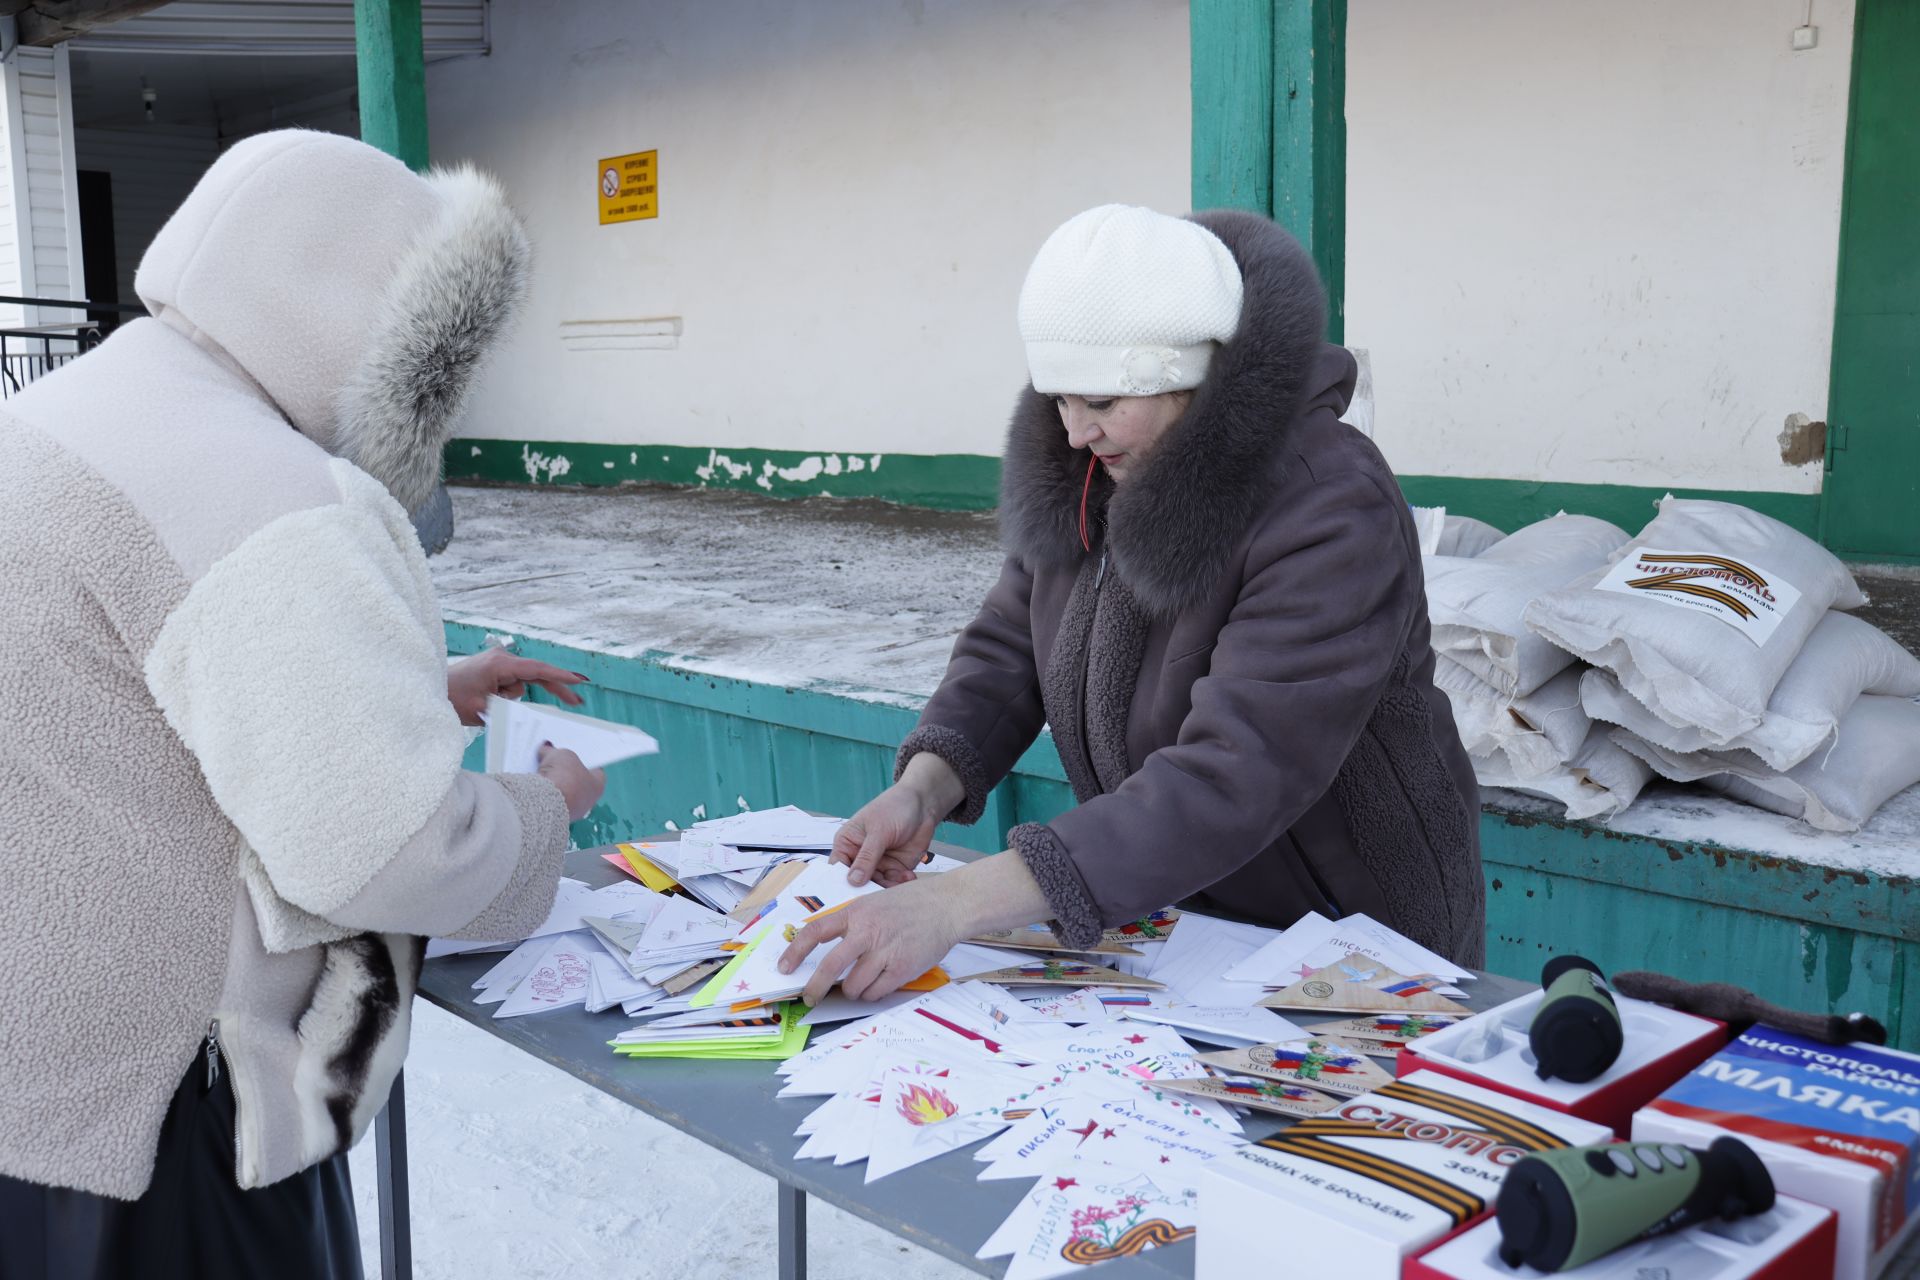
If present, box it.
[895,1082,959,1126]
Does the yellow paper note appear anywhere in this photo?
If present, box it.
[618,842,680,893]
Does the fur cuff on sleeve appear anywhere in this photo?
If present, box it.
[458,773,572,941]
[1008,822,1103,950]
[895,724,991,826]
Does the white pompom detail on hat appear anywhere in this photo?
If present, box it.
[1018,204,1243,397]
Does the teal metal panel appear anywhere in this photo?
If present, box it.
[448,622,1918,1050]
[1481,807,1918,1052]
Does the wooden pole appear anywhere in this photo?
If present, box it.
[355,0,428,172]
[1190,0,1274,214]
[1272,0,1346,344]
[1190,1,1346,342]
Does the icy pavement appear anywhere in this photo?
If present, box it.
[431,484,1004,704]
[347,1001,976,1280]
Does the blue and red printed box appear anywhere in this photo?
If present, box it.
[1633,1026,1920,1280]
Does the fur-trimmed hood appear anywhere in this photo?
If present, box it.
[998,209,1342,617]
[135,130,529,514]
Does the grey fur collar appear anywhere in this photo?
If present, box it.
[997,209,1326,617]
[332,166,530,514]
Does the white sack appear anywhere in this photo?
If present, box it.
[1523,497,1866,745]
[1436,515,1506,558]
[1433,657,1589,780]
[1411,505,1447,555]
[1582,611,1920,772]
[1424,513,1630,697]
[1477,724,1654,822]
[1612,695,1920,834]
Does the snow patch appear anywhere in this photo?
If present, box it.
[520,445,573,484]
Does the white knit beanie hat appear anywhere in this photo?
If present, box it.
[1017,204,1244,397]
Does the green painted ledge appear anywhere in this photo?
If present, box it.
[445,440,1001,511]
[445,439,1823,536]
[447,620,1917,1049]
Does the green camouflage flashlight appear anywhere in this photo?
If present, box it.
[1529,954,1623,1083]
[1496,1136,1775,1272]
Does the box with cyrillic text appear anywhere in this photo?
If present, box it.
[1196,1069,1611,1279]
[1632,1026,1920,1280]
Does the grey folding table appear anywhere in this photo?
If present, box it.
[372,842,1532,1279]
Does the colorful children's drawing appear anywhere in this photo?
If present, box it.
[1219,1077,1322,1103]
[1108,909,1180,942]
[1060,1196,1195,1265]
[1267,1040,1360,1080]
[895,1082,959,1126]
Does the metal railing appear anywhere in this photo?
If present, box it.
[0,295,147,398]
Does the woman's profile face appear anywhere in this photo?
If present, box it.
[1053,391,1191,483]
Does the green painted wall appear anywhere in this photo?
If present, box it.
[446,438,1823,539]
[445,439,1001,511]
[449,622,1918,1050]
[1820,0,1920,563]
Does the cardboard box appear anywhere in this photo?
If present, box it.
[1399,989,1726,1136]
[1197,1069,1611,1279]
[1407,1193,1836,1280]
[1633,1026,1920,1280]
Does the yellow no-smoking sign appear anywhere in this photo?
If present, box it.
[598,150,657,224]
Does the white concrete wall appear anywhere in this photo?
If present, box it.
[426,0,1193,457]
[1347,0,1853,494]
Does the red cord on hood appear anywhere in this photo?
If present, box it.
[1079,453,1098,553]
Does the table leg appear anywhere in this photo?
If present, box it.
[375,1069,413,1280]
[777,1180,807,1280]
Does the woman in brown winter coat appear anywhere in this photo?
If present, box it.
[779,204,1483,1000]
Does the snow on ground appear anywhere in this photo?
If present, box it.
[434,484,1920,877]
[431,484,1003,701]
[347,1001,977,1280]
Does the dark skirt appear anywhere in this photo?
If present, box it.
[0,1051,362,1280]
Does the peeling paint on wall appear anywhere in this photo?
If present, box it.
[520,444,574,483]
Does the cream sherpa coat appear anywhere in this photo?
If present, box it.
[0,131,571,1198]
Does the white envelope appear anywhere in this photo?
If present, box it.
[480,694,659,774]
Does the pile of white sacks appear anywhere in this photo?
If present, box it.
[1417,496,1920,832]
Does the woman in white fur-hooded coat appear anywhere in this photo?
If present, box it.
[0,131,582,1276]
